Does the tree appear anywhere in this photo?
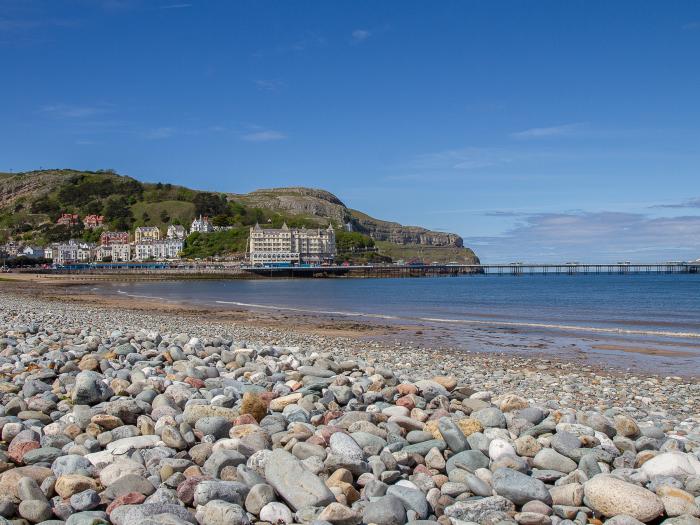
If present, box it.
[212,214,231,227]
[160,210,170,223]
[82,227,103,244]
[104,196,134,230]
[335,231,375,253]
[85,200,103,215]
[181,229,248,258]
[41,224,78,243]
[30,197,60,215]
[193,192,229,217]
[142,211,151,223]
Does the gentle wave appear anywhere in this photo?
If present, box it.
[417,317,700,339]
[117,290,166,301]
[215,300,399,320]
[215,299,700,339]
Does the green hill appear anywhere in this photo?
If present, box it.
[0,169,479,263]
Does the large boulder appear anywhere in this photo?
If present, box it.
[72,371,113,405]
[492,468,552,506]
[263,449,334,511]
[584,474,664,522]
[641,453,700,479]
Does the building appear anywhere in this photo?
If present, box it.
[1,241,21,257]
[21,246,45,258]
[111,243,132,262]
[100,231,129,246]
[83,215,105,229]
[77,243,95,262]
[167,224,187,240]
[56,213,80,227]
[190,215,213,233]
[134,226,161,242]
[94,245,112,262]
[133,240,183,261]
[53,241,79,265]
[248,223,336,265]
[43,245,54,261]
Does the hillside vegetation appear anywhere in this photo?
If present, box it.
[0,169,479,263]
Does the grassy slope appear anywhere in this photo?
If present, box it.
[130,200,196,228]
[0,170,479,262]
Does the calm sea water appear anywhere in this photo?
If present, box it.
[96,274,700,375]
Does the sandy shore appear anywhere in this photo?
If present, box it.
[2,274,699,377]
[0,276,401,340]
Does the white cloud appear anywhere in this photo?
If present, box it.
[241,130,286,142]
[254,79,284,92]
[511,122,582,139]
[405,147,516,171]
[40,104,110,118]
[465,211,700,263]
[0,17,77,32]
[654,197,700,209]
[144,127,176,139]
[352,29,371,42]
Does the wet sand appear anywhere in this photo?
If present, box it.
[591,343,699,357]
[2,273,698,377]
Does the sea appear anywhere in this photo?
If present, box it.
[94,274,700,376]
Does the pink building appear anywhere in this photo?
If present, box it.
[100,231,129,246]
[56,213,80,227]
[83,214,105,229]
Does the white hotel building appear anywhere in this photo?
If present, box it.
[134,239,184,261]
[248,223,336,265]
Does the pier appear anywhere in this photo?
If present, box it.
[241,261,700,278]
[37,261,700,279]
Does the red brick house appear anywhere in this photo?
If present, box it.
[56,213,80,227]
[100,231,129,246]
[83,214,105,229]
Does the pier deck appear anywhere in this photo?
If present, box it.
[241,262,700,278]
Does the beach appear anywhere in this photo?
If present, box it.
[1,278,698,411]
[0,277,698,524]
[6,272,700,376]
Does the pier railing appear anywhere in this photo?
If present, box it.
[27,261,700,278]
[240,262,700,277]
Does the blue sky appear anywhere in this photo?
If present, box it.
[1,0,699,262]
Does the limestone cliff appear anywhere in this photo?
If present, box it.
[235,187,466,249]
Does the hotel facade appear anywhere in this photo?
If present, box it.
[248,223,336,265]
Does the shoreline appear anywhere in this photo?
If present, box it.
[5,274,700,377]
[1,278,698,418]
[2,275,700,377]
[1,278,699,524]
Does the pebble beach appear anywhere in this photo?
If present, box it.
[0,288,699,525]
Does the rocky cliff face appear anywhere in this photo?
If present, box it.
[349,211,464,247]
[236,187,465,248]
[236,188,350,224]
[0,171,73,210]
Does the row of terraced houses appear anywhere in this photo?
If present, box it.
[2,215,215,265]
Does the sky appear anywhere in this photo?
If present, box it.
[1,0,699,263]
